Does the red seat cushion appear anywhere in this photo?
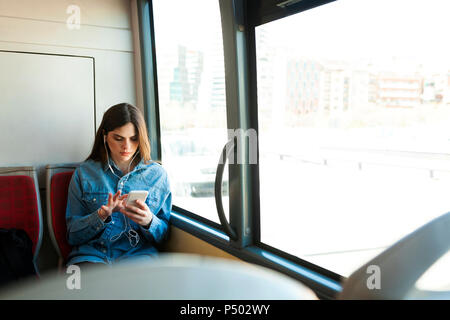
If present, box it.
[0,175,40,254]
[50,171,74,261]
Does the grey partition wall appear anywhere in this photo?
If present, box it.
[0,50,95,185]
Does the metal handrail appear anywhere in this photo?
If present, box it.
[214,137,238,241]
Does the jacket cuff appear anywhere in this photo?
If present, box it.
[89,210,108,232]
[139,215,160,237]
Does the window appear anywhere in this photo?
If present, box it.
[153,0,229,225]
[256,0,450,278]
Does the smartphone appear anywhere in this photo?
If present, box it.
[125,190,149,206]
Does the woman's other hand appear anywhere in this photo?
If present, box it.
[97,190,128,221]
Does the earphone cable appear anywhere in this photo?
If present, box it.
[104,136,141,247]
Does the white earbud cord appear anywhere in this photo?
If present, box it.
[104,136,141,247]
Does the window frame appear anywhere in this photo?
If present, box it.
[138,0,342,299]
[137,0,161,162]
[248,0,337,27]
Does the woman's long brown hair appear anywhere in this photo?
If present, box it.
[86,103,151,167]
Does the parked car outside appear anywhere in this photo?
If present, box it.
[162,130,229,197]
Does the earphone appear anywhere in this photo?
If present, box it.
[104,135,121,180]
[103,134,141,247]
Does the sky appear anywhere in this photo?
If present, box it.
[152,0,450,73]
[257,0,450,72]
[152,0,222,52]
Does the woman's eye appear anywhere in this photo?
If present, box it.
[113,136,137,142]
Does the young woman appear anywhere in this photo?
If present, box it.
[65,103,171,266]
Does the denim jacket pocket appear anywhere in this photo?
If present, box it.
[82,192,110,213]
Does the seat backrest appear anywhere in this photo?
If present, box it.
[46,164,79,262]
[0,166,43,263]
[0,253,319,299]
[339,211,450,299]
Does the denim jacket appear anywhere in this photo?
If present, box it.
[65,158,172,266]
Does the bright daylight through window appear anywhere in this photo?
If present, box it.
[256,0,450,288]
[153,0,229,224]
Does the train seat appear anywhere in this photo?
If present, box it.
[0,253,317,299]
[339,211,450,299]
[45,164,79,268]
[0,166,43,271]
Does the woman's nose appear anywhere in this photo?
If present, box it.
[122,140,131,150]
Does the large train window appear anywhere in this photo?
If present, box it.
[153,0,229,224]
[255,0,450,277]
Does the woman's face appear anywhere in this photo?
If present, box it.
[105,122,139,164]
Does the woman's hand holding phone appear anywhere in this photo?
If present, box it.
[120,198,153,228]
[97,190,152,227]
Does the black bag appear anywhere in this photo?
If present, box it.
[0,228,37,287]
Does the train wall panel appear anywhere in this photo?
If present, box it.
[0,17,133,52]
[0,0,137,185]
[0,0,131,29]
[0,51,95,184]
